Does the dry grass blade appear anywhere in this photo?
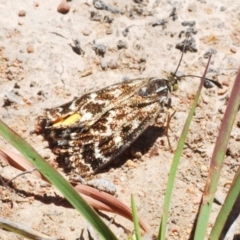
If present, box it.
[0,148,42,179]
[75,184,150,232]
[0,148,150,233]
[0,216,56,240]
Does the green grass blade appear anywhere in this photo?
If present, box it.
[131,195,141,240]
[194,68,240,239]
[0,119,117,240]
[210,166,240,239]
[158,55,212,239]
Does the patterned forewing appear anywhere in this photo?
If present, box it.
[46,78,149,130]
[55,100,162,174]
[39,77,171,175]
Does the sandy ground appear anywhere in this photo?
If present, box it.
[0,0,240,239]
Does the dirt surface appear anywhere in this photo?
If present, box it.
[1,0,240,239]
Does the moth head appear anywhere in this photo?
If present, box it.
[165,70,183,92]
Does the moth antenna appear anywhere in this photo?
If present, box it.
[171,36,222,89]
[172,34,191,79]
[180,75,222,88]
[167,35,191,91]
[172,49,185,78]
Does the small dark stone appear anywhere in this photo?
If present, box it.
[18,10,26,17]
[203,48,217,58]
[117,40,128,50]
[152,19,168,29]
[90,11,102,21]
[182,21,196,27]
[169,7,177,21]
[93,0,121,14]
[122,27,130,37]
[176,37,197,53]
[186,27,197,35]
[70,39,85,55]
[93,42,107,57]
[103,15,114,24]
[220,6,226,11]
[133,0,143,3]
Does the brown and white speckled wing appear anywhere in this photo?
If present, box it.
[45,78,150,130]
[40,78,170,175]
[54,100,162,175]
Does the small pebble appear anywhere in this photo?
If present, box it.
[182,21,195,27]
[57,0,70,14]
[18,20,24,26]
[130,150,142,158]
[4,91,23,104]
[122,27,130,37]
[14,82,20,89]
[7,74,13,81]
[90,11,102,22]
[218,106,225,114]
[107,59,118,69]
[125,160,138,168]
[87,178,116,195]
[79,69,92,77]
[7,66,16,74]
[100,59,107,70]
[42,140,50,148]
[82,28,91,36]
[3,57,9,62]
[137,190,145,197]
[93,43,106,57]
[236,135,240,141]
[106,28,113,35]
[27,45,34,53]
[217,87,228,95]
[200,165,208,177]
[222,80,229,86]
[18,10,26,17]
[102,16,113,24]
[220,6,226,11]
[172,226,180,235]
[230,47,237,53]
[117,40,128,50]
[203,48,217,58]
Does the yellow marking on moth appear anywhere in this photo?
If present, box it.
[53,113,81,127]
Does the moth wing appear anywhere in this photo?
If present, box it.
[60,101,162,175]
[46,78,150,130]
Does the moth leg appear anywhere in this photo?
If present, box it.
[164,109,176,151]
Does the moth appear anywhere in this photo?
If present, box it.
[38,76,176,176]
